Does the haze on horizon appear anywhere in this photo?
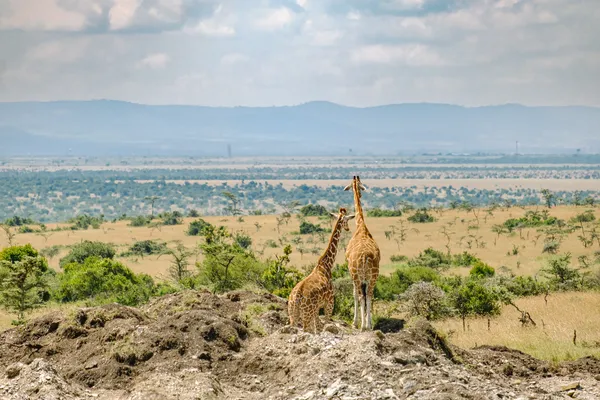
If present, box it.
[1,0,600,108]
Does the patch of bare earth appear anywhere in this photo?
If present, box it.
[1,290,599,399]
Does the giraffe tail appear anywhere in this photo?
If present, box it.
[360,282,367,299]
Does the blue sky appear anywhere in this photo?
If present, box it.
[0,0,599,107]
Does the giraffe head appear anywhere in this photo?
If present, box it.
[343,175,366,199]
[329,207,355,231]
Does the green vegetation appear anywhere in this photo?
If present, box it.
[408,208,435,223]
[299,221,327,235]
[0,245,51,323]
[59,240,116,268]
[367,208,403,217]
[299,204,330,217]
[187,218,213,236]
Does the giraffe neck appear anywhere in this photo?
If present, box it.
[353,183,366,228]
[316,219,343,278]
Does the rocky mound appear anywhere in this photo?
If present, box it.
[1,290,599,399]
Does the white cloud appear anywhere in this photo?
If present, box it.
[1,0,600,107]
[0,0,87,31]
[109,0,141,30]
[138,53,170,69]
[351,44,447,66]
[221,53,248,66]
[255,8,293,31]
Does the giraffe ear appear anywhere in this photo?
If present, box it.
[330,212,338,218]
[343,184,352,191]
[359,183,367,191]
[346,214,356,220]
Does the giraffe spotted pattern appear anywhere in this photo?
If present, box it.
[344,175,381,330]
[288,208,355,334]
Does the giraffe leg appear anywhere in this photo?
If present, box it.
[352,281,360,329]
[302,312,314,334]
[365,291,373,330]
[315,311,324,333]
[359,286,366,331]
[324,295,334,322]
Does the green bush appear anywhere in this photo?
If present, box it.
[299,204,330,217]
[469,261,495,278]
[68,214,104,230]
[123,240,168,258]
[197,226,264,293]
[390,254,409,263]
[59,240,115,268]
[332,277,355,322]
[375,266,441,300]
[407,209,435,223]
[261,245,303,298]
[55,257,154,306]
[503,210,561,231]
[0,250,50,322]
[408,248,451,270]
[3,216,38,227]
[570,210,596,224]
[452,251,482,267]
[367,208,403,217]
[160,211,183,226]
[187,218,213,236]
[129,215,153,227]
[234,232,253,249]
[299,221,327,235]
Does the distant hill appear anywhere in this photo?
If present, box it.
[0,100,599,156]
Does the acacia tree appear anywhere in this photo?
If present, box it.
[0,245,50,324]
[540,189,556,209]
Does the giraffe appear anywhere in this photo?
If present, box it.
[288,207,355,334]
[344,175,381,330]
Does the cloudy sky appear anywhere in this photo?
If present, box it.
[0,0,599,107]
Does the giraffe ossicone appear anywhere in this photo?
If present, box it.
[287,207,355,334]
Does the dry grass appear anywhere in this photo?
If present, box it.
[435,292,600,362]
[0,302,85,332]
[0,205,598,279]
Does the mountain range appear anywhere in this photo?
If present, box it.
[0,100,599,156]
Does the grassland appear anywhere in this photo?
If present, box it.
[2,205,598,279]
[435,292,600,362]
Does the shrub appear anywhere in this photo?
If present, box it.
[299,204,330,217]
[123,240,168,258]
[129,215,152,227]
[469,261,495,278]
[187,218,213,236]
[3,216,37,227]
[55,257,155,306]
[18,226,37,234]
[502,210,561,231]
[299,221,326,235]
[407,209,435,223]
[375,266,441,301]
[68,214,104,230]
[452,251,482,267]
[59,241,115,268]
[234,232,252,249]
[188,209,200,218]
[332,277,355,322]
[449,279,502,330]
[408,248,451,270]
[542,240,560,254]
[542,253,581,290]
[0,245,51,322]
[160,211,183,226]
[197,226,264,293]
[570,210,596,224]
[390,254,409,263]
[261,245,303,298]
[401,282,451,321]
[367,208,403,217]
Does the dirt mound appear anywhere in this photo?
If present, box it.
[1,290,599,399]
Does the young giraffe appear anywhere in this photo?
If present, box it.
[288,208,355,334]
[344,175,381,330]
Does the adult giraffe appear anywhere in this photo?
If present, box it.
[344,175,380,330]
[288,208,355,334]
